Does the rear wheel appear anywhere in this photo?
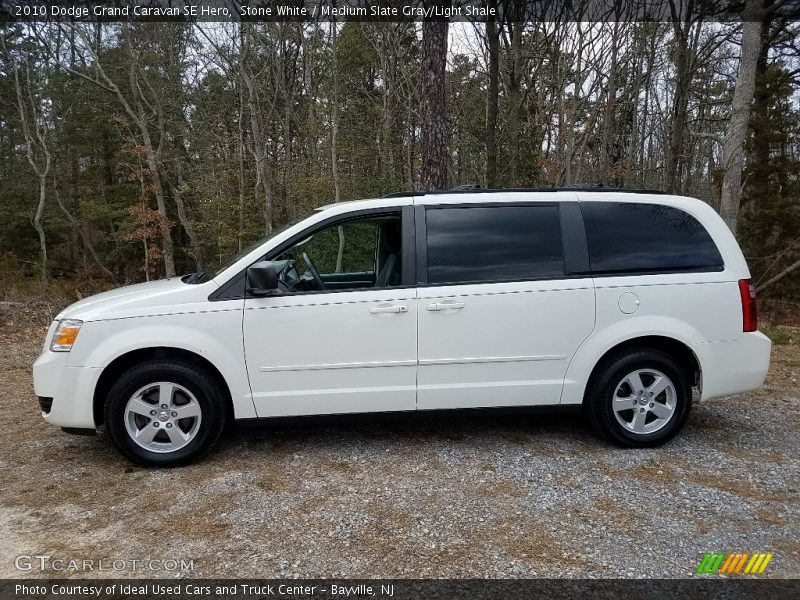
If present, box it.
[104,359,226,467]
[586,349,691,447]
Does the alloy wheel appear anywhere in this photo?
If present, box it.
[124,381,202,453]
[611,368,677,435]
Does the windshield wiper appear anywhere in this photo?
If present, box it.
[182,270,207,284]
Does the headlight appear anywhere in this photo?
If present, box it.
[50,319,83,352]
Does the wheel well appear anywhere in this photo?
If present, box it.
[92,347,233,427]
[584,336,701,403]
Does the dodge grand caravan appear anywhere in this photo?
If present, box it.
[33,189,772,466]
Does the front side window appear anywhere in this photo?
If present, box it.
[581,202,724,275]
[425,205,564,285]
[271,213,402,293]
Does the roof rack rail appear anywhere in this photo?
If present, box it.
[383,185,666,198]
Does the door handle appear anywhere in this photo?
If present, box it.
[426,301,465,311]
[369,305,408,314]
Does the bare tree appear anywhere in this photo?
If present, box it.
[500,0,524,185]
[239,24,278,234]
[564,22,587,185]
[720,1,769,233]
[52,169,116,281]
[57,24,177,277]
[421,6,450,190]
[330,17,341,202]
[6,35,50,284]
[599,20,623,185]
[485,0,500,187]
[665,0,702,193]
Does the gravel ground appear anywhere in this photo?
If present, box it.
[0,322,798,579]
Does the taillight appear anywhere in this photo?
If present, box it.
[738,279,758,332]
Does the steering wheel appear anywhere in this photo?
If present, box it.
[302,252,325,291]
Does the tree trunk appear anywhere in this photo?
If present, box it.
[719,5,767,234]
[373,25,396,185]
[11,52,50,285]
[564,24,584,186]
[599,21,620,185]
[421,6,450,191]
[133,101,176,277]
[330,16,341,202]
[240,25,274,234]
[506,13,523,185]
[485,0,499,188]
[237,25,246,251]
[279,26,299,223]
[33,174,48,285]
[170,179,203,271]
[164,127,203,270]
[637,29,658,188]
[665,22,691,194]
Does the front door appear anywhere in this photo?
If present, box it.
[416,202,595,410]
[243,209,417,417]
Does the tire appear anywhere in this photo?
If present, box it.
[104,359,227,467]
[585,349,691,448]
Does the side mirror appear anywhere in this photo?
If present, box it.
[247,261,279,296]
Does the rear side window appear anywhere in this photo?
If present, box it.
[581,202,724,275]
[426,205,564,284]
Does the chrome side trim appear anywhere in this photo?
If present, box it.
[418,355,566,366]
[260,359,417,373]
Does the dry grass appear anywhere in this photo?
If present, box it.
[757,511,787,526]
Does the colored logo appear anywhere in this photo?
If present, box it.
[696,552,773,574]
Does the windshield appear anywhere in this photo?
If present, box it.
[212,210,317,278]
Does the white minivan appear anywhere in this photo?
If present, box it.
[33,189,772,466]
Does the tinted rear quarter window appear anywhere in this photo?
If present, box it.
[426,205,564,284]
[581,202,724,275]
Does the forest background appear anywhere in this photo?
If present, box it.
[1,0,799,318]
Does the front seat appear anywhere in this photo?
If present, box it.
[375,253,399,287]
[375,221,401,287]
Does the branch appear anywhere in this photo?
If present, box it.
[757,256,800,294]
[689,130,723,145]
[756,236,800,285]
[44,25,118,94]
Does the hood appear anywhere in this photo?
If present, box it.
[55,277,220,322]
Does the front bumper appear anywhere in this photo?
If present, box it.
[32,350,100,429]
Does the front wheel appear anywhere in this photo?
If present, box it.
[104,359,226,467]
[585,349,691,447]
